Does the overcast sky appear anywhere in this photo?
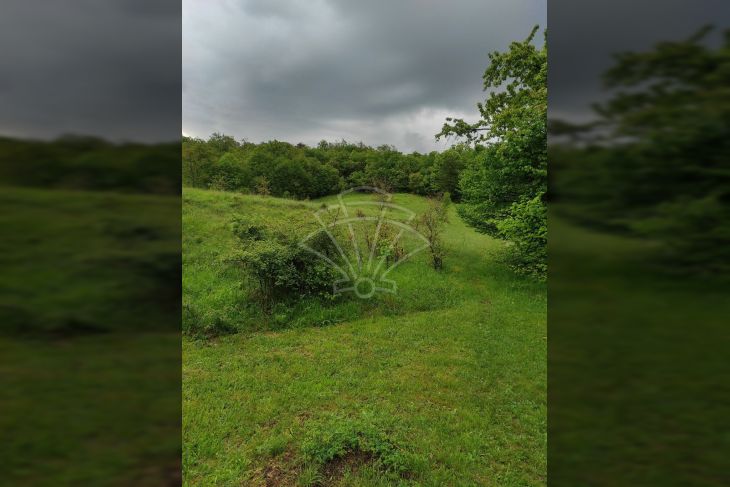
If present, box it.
[0,0,180,142]
[549,0,730,123]
[183,0,546,152]
[2,1,726,146]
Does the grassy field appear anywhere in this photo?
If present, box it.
[1,186,181,485]
[0,186,181,335]
[183,188,546,485]
[548,211,730,486]
[1,333,181,485]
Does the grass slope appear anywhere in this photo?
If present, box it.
[1,186,181,485]
[0,186,180,335]
[183,188,546,485]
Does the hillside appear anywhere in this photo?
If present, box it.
[183,187,546,485]
[1,186,181,485]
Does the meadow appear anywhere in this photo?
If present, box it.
[1,186,181,485]
[183,187,547,485]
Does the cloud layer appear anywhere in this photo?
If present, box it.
[549,0,730,122]
[0,0,181,142]
[183,0,546,152]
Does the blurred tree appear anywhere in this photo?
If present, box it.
[556,26,730,274]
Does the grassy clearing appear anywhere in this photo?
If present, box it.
[183,189,531,335]
[183,188,546,485]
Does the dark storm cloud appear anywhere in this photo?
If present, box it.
[183,0,546,152]
[549,0,730,122]
[0,0,180,142]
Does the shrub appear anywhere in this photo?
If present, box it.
[253,176,271,196]
[230,218,341,309]
[495,194,547,280]
[182,303,237,338]
[300,414,418,478]
[416,194,450,270]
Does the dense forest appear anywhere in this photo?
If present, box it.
[182,135,471,200]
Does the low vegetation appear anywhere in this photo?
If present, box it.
[183,188,546,485]
[1,185,181,485]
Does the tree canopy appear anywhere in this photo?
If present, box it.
[438,26,547,279]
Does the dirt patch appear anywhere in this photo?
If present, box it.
[320,449,375,485]
[262,463,291,487]
[260,449,299,487]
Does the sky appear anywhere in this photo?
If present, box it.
[2,1,724,146]
[549,0,730,122]
[0,0,181,143]
[183,0,547,152]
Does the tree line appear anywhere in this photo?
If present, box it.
[182,135,472,200]
[0,135,180,194]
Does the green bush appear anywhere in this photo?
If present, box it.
[182,303,237,338]
[230,218,341,309]
[496,194,547,280]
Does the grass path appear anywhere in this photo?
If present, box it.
[183,189,546,485]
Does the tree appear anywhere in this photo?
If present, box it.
[182,137,213,187]
[577,25,730,274]
[210,151,249,191]
[416,194,451,270]
[207,132,239,155]
[433,147,466,199]
[438,26,547,279]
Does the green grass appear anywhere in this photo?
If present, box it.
[1,186,181,485]
[549,209,730,486]
[183,188,546,485]
[0,186,180,335]
[1,334,181,486]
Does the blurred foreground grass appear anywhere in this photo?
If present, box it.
[1,185,181,485]
[548,209,729,486]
